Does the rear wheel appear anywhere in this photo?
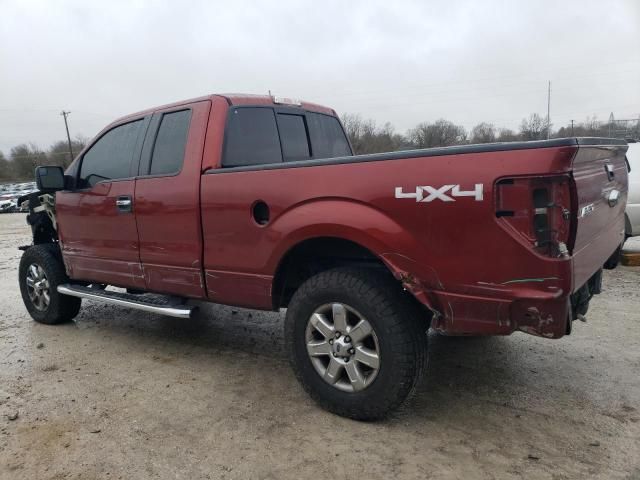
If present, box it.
[285,267,428,420]
[19,244,81,324]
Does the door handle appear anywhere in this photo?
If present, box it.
[116,196,133,213]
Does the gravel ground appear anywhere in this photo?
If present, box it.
[0,213,639,480]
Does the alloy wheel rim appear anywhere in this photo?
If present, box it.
[305,303,380,392]
[26,263,50,311]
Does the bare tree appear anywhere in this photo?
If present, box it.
[555,116,611,138]
[340,114,407,154]
[470,122,496,144]
[497,128,520,142]
[407,119,467,148]
[520,113,551,141]
[47,137,88,168]
[341,113,365,150]
[583,116,602,135]
[0,150,11,181]
[9,143,47,180]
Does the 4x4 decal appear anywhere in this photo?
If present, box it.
[395,184,484,202]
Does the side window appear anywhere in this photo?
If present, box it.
[149,110,192,175]
[223,108,282,167]
[276,114,310,161]
[306,113,352,159]
[80,120,143,187]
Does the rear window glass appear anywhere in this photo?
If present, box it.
[149,110,192,175]
[277,114,310,161]
[223,108,282,167]
[306,113,351,159]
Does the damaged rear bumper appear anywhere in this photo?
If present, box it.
[382,252,605,340]
[427,287,570,339]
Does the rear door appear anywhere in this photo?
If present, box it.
[571,140,628,288]
[133,100,211,298]
[56,117,149,288]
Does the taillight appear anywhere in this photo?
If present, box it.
[495,175,574,257]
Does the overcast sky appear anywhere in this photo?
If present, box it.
[1,0,639,155]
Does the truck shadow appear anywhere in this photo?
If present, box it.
[70,298,583,423]
[24,298,621,480]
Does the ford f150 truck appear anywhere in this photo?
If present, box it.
[19,94,628,420]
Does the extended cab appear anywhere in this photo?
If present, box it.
[19,94,628,419]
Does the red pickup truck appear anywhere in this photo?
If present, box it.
[20,94,628,419]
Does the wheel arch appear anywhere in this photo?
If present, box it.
[267,199,441,315]
[272,235,388,309]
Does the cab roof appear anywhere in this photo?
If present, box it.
[113,93,336,126]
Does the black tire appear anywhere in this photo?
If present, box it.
[19,244,81,324]
[285,267,428,420]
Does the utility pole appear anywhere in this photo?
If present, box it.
[60,111,74,166]
[570,119,575,136]
[608,112,614,138]
[546,81,551,140]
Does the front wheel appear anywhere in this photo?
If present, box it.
[19,244,81,324]
[285,267,428,420]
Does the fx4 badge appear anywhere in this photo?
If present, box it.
[395,184,484,202]
[580,203,595,217]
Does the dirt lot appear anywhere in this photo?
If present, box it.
[0,213,639,480]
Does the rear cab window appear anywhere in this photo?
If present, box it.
[223,108,282,167]
[306,112,351,159]
[222,106,351,168]
[276,114,310,161]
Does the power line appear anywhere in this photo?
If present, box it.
[285,59,640,100]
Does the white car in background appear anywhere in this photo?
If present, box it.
[0,198,17,213]
[0,183,38,213]
[626,141,639,237]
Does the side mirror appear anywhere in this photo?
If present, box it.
[35,166,65,192]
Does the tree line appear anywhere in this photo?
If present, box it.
[1,113,638,182]
[0,138,87,182]
[341,113,639,155]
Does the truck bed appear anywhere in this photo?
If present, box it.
[205,137,626,172]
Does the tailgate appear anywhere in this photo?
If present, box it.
[571,139,628,290]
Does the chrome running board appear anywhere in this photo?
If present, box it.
[57,284,194,319]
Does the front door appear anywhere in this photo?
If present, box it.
[56,117,149,289]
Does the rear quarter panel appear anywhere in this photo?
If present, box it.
[200,146,578,315]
